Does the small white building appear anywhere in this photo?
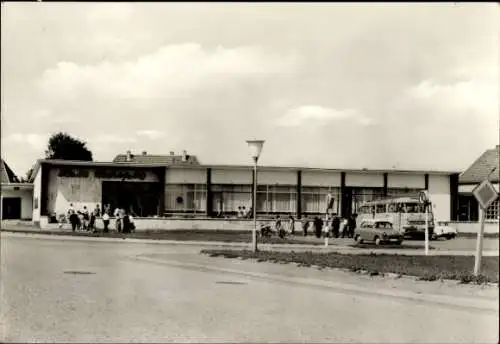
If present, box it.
[454,145,499,233]
[1,159,33,220]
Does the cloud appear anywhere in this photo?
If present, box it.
[275,105,373,127]
[36,43,298,100]
[94,135,137,144]
[136,130,165,140]
[3,133,48,150]
[405,78,498,116]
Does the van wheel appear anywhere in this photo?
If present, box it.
[374,236,381,246]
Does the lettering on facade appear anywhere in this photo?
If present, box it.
[58,167,90,178]
[94,168,147,180]
[57,167,147,180]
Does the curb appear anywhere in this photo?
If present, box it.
[2,229,499,256]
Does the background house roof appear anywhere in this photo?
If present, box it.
[1,159,20,183]
[112,151,199,165]
[459,146,499,184]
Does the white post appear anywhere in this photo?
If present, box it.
[324,217,329,247]
[252,159,258,253]
[424,203,429,256]
[474,208,486,276]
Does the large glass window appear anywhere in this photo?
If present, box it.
[351,188,385,214]
[457,195,479,221]
[486,197,500,221]
[258,185,296,214]
[301,187,340,214]
[165,184,207,213]
[211,184,252,214]
[387,188,423,198]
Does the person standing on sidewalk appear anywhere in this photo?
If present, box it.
[67,204,77,232]
[340,217,348,238]
[314,216,323,238]
[301,217,309,237]
[81,206,90,231]
[275,215,285,238]
[114,207,121,232]
[102,211,110,233]
[288,215,295,235]
[332,214,340,238]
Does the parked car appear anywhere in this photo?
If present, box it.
[432,222,458,240]
[354,219,404,246]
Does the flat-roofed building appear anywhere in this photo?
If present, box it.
[28,151,460,229]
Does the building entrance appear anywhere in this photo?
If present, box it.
[102,181,162,217]
[2,197,21,219]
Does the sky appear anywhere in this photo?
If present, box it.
[1,2,499,177]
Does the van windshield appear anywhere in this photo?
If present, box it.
[405,203,423,213]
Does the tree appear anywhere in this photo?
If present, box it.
[19,167,34,183]
[45,132,93,161]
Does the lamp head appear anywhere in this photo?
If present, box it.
[246,140,265,162]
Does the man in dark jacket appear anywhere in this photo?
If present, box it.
[348,214,357,238]
[332,214,340,238]
[314,217,323,238]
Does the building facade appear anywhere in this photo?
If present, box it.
[457,145,499,225]
[30,157,459,225]
[1,159,34,220]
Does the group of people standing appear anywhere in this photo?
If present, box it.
[301,214,357,239]
[66,204,135,234]
[67,204,101,232]
[264,213,357,239]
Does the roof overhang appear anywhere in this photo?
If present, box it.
[1,183,34,191]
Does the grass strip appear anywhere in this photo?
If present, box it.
[200,249,499,284]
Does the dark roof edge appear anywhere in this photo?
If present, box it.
[2,160,20,183]
[459,148,499,182]
[28,158,460,180]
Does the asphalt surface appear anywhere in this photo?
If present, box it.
[1,232,498,343]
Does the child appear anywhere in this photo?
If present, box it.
[102,211,110,233]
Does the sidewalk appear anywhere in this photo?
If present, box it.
[2,227,499,256]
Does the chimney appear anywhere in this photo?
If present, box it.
[142,151,147,156]
[126,150,132,162]
[182,150,188,162]
[169,151,175,156]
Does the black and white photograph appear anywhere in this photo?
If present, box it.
[1,2,499,343]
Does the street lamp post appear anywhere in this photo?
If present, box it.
[246,140,265,253]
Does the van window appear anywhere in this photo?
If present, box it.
[405,203,420,213]
[388,204,398,213]
[376,204,386,213]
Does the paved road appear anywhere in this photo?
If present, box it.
[1,233,498,343]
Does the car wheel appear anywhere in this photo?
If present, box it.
[354,235,363,244]
[395,240,403,245]
[374,236,381,246]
